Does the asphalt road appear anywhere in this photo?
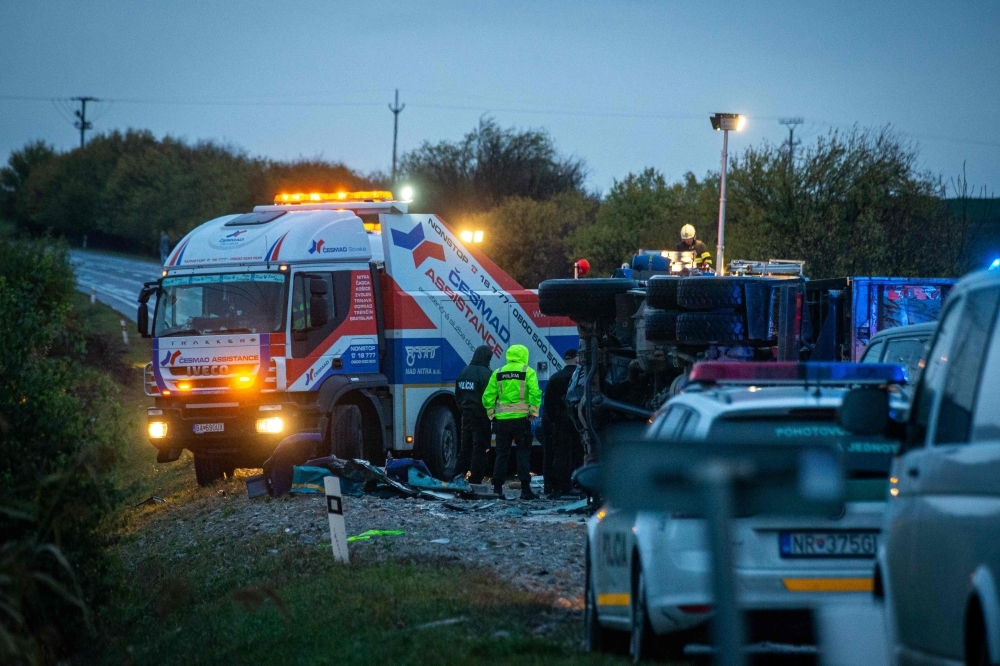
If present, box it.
[70,249,161,322]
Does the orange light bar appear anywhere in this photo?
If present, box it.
[275,191,394,204]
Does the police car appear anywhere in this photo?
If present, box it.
[584,361,905,660]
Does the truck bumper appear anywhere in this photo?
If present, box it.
[146,396,316,465]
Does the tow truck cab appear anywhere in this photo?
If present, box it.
[140,191,577,485]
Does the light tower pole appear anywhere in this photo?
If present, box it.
[388,89,405,182]
[710,113,745,276]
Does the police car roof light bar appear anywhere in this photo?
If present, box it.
[689,361,907,386]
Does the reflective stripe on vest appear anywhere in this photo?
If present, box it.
[493,364,530,416]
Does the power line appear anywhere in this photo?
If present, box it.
[388,89,405,182]
[71,96,100,148]
[4,93,1000,150]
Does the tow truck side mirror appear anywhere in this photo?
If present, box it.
[137,302,150,338]
[838,387,890,436]
[137,282,157,339]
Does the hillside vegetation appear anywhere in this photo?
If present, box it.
[3,122,997,283]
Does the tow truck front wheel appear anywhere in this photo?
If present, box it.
[194,454,236,486]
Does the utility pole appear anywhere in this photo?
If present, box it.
[72,96,99,148]
[778,117,803,168]
[388,89,405,182]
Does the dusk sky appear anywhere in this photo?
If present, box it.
[2,0,998,196]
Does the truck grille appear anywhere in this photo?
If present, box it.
[144,363,159,396]
[262,359,278,393]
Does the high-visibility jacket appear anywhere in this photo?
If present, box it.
[481,344,542,420]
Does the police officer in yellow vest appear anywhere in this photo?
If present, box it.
[482,344,542,500]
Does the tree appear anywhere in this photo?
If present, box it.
[725,127,952,278]
[469,192,598,287]
[0,141,56,224]
[572,168,717,276]
[399,117,586,218]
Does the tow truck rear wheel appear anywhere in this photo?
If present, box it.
[194,454,234,486]
[420,404,458,481]
[330,404,364,460]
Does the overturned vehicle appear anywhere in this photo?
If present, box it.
[537,252,956,455]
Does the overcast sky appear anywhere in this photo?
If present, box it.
[2,0,998,196]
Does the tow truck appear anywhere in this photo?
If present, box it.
[139,191,577,485]
[537,252,956,456]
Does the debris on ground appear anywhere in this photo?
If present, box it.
[347,529,406,542]
[176,474,590,605]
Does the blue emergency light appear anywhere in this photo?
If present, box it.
[989,258,1000,271]
[689,361,908,386]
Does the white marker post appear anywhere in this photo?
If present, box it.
[120,319,129,346]
[324,476,349,563]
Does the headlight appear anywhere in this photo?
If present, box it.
[148,421,168,439]
[256,416,284,434]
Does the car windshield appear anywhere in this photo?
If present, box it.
[706,416,899,479]
[154,273,286,336]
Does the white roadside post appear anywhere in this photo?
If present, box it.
[324,476,349,563]
[120,319,129,345]
[90,287,96,304]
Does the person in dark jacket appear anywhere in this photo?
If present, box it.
[542,349,580,498]
[454,345,494,484]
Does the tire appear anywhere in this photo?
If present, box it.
[585,548,629,654]
[538,278,637,321]
[677,276,771,311]
[975,630,990,666]
[631,568,659,663]
[194,454,230,486]
[330,404,364,460]
[645,276,679,310]
[676,311,747,345]
[420,404,458,480]
[643,308,678,342]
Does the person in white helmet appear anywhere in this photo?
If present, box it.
[677,224,713,270]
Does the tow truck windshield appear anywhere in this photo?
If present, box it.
[154,273,286,337]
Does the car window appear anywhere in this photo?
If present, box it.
[932,286,1000,445]
[971,301,1000,442]
[861,340,885,363]
[911,298,964,442]
[679,412,701,439]
[883,337,929,383]
[656,407,688,439]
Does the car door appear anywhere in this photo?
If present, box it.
[905,285,1000,660]
[596,405,693,620]
[887,296,964,656]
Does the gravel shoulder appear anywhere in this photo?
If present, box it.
[125,465,589,609]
